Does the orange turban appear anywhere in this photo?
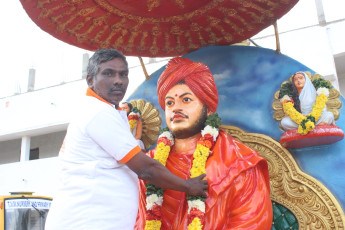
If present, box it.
[157,57,219,113]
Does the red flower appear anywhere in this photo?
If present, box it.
[203,133,213,141]
[198,136,214,149]
[282,97,295,105]
[190,208,204,217]
[197,140,204,145]
[146,210,156,220]
[187,208,205,225]
[203,140,213,149]
[128,114,139,120]
[146,207,162,221]
[151,205,162,219]
[158,137,172,146]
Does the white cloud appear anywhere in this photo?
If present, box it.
[213,70,232,80]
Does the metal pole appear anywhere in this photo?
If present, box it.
[138,57,150,80]
[273,21,281,54]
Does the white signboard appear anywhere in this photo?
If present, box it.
[5,198,52,210]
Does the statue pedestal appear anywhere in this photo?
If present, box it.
[280,126,344,149]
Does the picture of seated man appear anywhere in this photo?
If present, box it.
[135,57,273,229]
[121,101,145,150]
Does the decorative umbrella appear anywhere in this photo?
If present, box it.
[20,0,298,57]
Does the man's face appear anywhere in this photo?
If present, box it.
[120,103,131,114]
[87,58,129,107]
[165,84,207,139]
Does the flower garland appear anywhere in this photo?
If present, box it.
[281,87,329,135]
[144,113,221,230]
[128,107,141,132]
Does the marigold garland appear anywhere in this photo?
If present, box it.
[128,107,141,132]
[282,88,329,135]
[188,217,203,230]
[144,113,221,230]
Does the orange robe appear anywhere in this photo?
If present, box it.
[135,130,273,230]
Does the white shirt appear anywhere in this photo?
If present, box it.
[45,94,141,230]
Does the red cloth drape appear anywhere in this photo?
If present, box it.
[135,130,273,229]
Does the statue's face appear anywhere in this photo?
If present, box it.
[164,84,207,139]
[294,73,305,91]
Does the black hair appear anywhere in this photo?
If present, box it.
[87,49,128,78]
[121,101,133,112]
[291,73,302,113]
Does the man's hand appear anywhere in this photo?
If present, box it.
[127,152,209,195]
[185,174,208,197]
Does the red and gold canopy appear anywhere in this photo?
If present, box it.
[20,0,298,57]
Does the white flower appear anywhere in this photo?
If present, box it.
[159,131,174,145]
[187,199,205,213]
[129,111,141,117]
[146,194,163,210]
[201,125,219,141]
[317,87,329,97]
[280,95,291,103]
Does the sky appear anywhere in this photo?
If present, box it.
[0,1,93,97]
[0,0,344,98]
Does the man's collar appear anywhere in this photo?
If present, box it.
[86,88,117,109]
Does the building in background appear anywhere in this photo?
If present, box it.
[0,0,344,196]
[0,57,169,196]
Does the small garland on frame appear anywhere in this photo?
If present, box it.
[144,113,221,230]
[279,77,331,135]
[128,107,141,132]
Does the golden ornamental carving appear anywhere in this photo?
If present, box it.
[272,72,342,121]
[221,125,345,230]
[129,99,162,150]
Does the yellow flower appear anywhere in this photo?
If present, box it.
[146,118,219,230]
[305,121,315,132]
[283,102,305,125]
[298,125,308,135]
[145,220,162,230]
[193,144,210,158]
[188,217,203,230]
[311,94,327,121]
[284,94,327,135]
[190,144,210,178]
[129,119,137,131]
[154,142,170,166]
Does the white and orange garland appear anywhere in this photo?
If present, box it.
[144,113,221,230]
[128,107,141,132]
[281,87,329,135]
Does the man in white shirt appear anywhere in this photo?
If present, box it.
[45,49,207,230]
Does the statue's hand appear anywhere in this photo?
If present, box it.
[185,174,208,197]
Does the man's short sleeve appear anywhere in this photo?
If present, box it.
[85,108,140,162]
